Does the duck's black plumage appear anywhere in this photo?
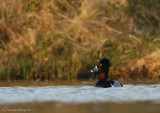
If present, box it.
[95,80,123,88]
[90,58,123,88]
[95,80,114,88]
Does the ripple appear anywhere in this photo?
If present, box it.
[0,84,160,104]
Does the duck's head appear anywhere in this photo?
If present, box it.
[90,58,110,80]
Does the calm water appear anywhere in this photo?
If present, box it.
[0,81,160,113]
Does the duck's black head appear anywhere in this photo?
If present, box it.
[97,58,110,73]
[90,58,110,80]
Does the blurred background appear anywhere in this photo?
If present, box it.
[0,0,160,81]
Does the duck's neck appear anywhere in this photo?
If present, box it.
[100,72,108,80]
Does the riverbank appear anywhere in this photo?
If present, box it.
[0,0,160,80]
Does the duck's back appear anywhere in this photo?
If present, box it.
[95,80,123,88]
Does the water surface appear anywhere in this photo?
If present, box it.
[0,81,160,113]
[0,82,160,104]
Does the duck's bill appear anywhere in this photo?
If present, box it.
[89,66,98,73]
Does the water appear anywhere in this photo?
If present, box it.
[0,84,160,104]
[0,81,160,113]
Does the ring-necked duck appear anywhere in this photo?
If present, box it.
[90,58,123,88]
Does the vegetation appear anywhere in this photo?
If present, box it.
[0,0,160,80]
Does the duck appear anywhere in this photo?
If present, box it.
[90,58,123,88]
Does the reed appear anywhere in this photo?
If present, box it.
[0,0,160,80]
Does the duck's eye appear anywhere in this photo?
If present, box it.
[100,64,102,66]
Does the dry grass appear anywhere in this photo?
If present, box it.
[110,50,160,80]
[0,0,160,80]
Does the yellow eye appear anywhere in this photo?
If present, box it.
[100,64,102,66]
